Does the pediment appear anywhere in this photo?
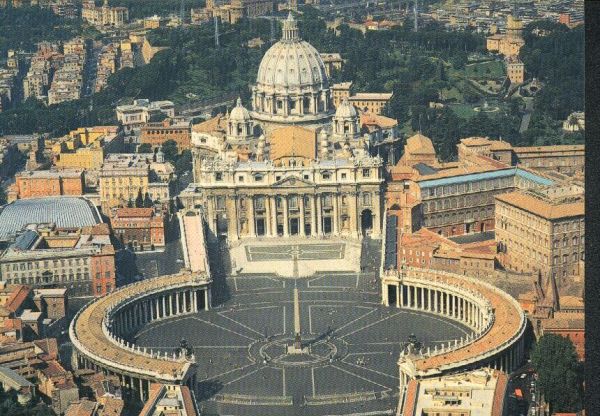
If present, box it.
[272,175,314,188]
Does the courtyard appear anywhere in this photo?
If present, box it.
[134,243,470,416]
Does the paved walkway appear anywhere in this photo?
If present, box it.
[229,238,362,277]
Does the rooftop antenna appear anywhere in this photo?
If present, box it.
[214,15,220,47]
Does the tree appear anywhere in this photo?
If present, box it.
[143,192,153,208]
[135,189,144,208]
[174,150,192,176]
[137,143,153,153]
[0,187,7,206]
[127,198,134,208]
[161,140,179,162]
[531,334,583,413]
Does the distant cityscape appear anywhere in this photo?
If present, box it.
[0,1,585,416]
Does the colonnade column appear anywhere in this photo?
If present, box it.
[396,285,400,308]
[248,196,256,238]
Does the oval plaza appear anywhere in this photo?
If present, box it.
[69,12,529,415]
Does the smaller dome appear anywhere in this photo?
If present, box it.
[335,97,357,119]
[229,98,251,122]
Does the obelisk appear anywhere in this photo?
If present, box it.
[293,286,301,350]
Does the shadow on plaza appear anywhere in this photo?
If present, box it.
[195,379,224,401]
[207,236,233,306]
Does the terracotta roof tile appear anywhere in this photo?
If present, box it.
[269,126,316,161]
[495,192,584,219]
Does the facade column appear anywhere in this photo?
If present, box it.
[265,196,273,236]
[175,292,180,315]
[310,195,317,237]
[161,296,166,318]
[372,191,382,238]
[396,285,400,308]
[299,196,306,236]
[446,293,450,316]
[204,289,209,311]
[282,195,289,237]
[349,192,359,238]
[399,284,404,307]
[332,193,339,235]
[316,195,322,235]
[248,196,256,237]
[407,285,412,308]
[191,291,197,312]
[420,287,425,310]
[271,196,278,236]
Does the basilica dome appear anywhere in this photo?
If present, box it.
[256,27,328,91]
[251,13,334,127]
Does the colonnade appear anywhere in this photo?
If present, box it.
[72,352,198,403]
[214,191,381,240]
[252,90,331,120]
[70,274,211,406]
[111,288,210,336]
[386,282,490,333]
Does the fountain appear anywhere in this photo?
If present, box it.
[474,99,500,113]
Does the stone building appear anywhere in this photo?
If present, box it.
[495,184,584,285]
[98,154,173,212]
[206,0,274,25]
[110,207,165,251]
[348,92,393,115]
[506,56,525,84]
[181,13,386,241]
[81,0,128,27]
[0,225,116,297]
[140,118,192,150]
[387,134,554,238]
[11,170,84,202]
[486,14,525,57]
[116,99,175,133]
[457,136,584,177]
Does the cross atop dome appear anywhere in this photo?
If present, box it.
[282,12,300,42]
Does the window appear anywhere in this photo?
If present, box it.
[362,192,372,206]
[254,174,263,182]
[254,197,265,210]
[573,236,578,246]
[362,169,370,178]
[341,173,347,179]
[562,254,568,264]
[322,172,331,180]
[215,172,222,181]
[563,238,568,247]
[216,196,226,210]
[238,176,244,182]
[573,252,578,262]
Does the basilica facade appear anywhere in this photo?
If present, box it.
[180,13,385,242]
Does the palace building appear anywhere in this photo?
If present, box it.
[181,13,386,241]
